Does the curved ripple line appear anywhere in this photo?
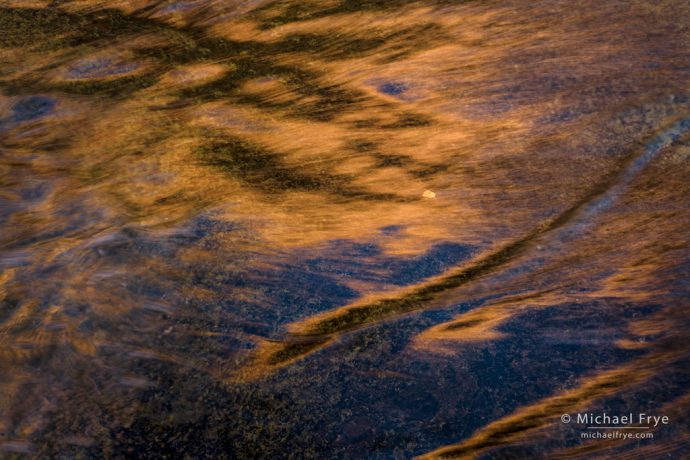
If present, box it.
[235,115,690,380]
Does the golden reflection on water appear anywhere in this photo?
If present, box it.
[1,0,690,457]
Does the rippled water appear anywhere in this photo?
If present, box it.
[1,0,689,458]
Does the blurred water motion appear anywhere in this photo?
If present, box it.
[1,0,690,458]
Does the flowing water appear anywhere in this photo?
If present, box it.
[1,0,690,458]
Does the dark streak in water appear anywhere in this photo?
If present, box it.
[1,5,442,124]
[199,135,411,201]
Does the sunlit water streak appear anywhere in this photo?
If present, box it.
[1,0,689,458]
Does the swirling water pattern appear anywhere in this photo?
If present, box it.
[1,0,689,458]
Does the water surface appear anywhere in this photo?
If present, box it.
[1,0,690,458]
